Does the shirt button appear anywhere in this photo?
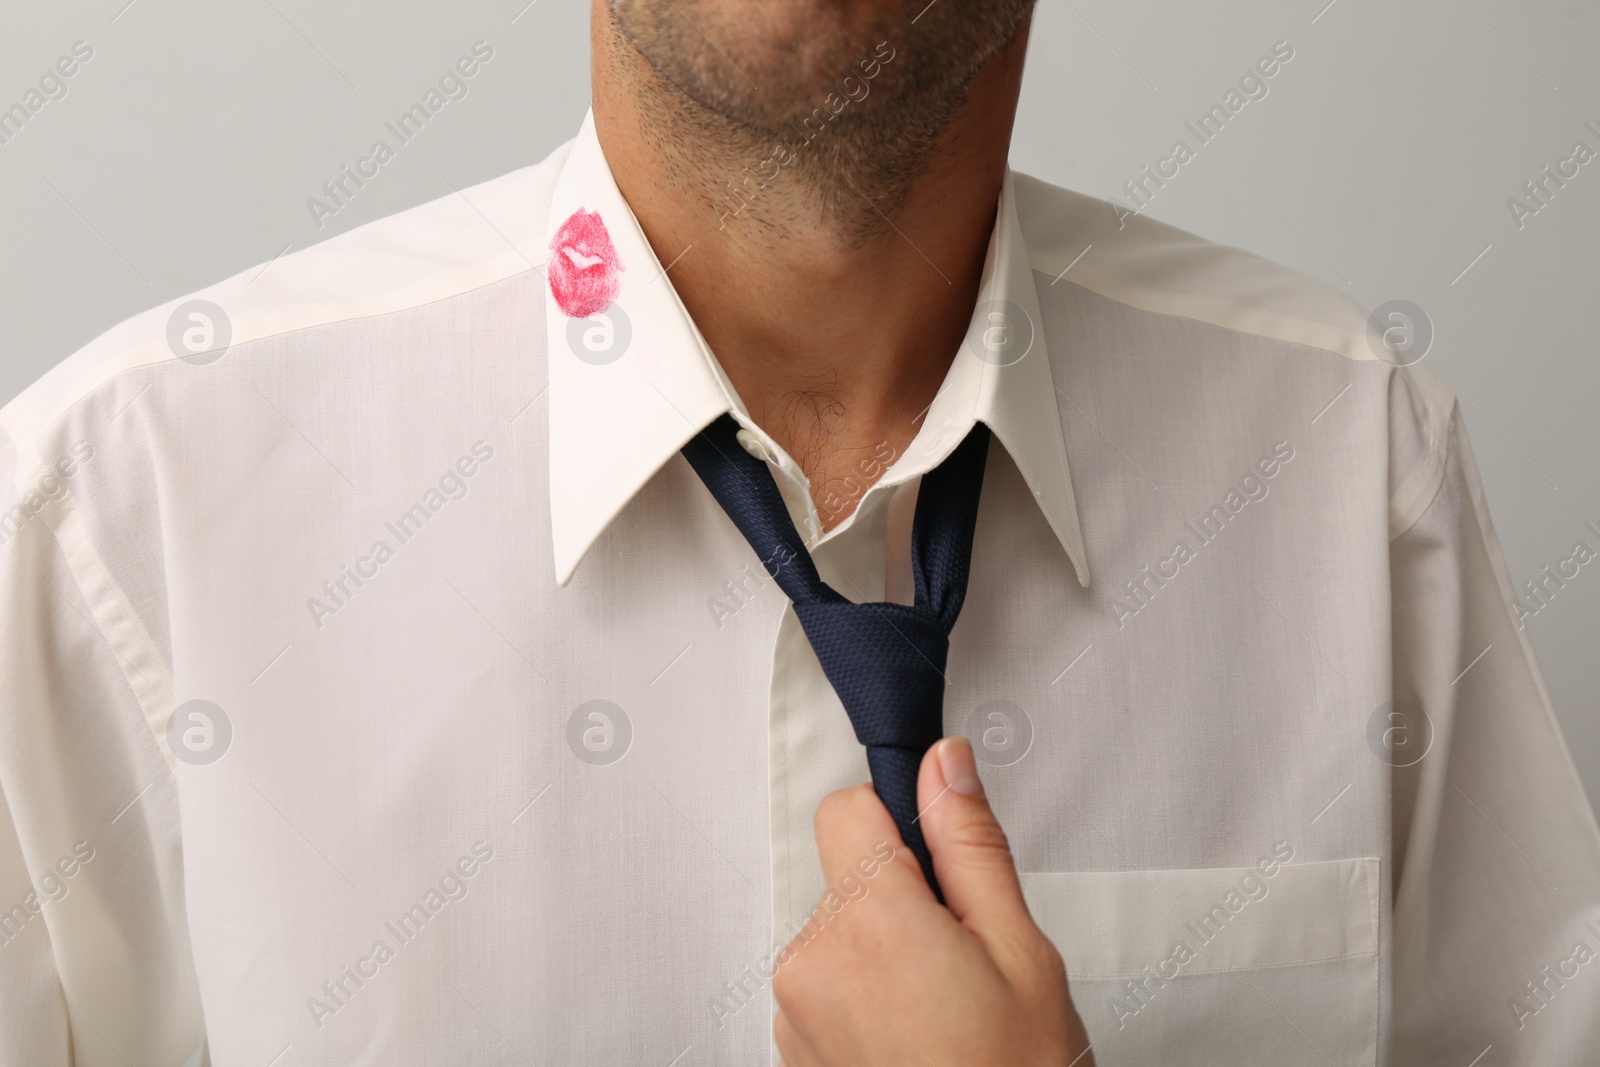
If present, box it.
[735,428,771,461]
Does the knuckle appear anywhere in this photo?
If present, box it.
[812,788,847,832]
[770,956,800,1005]
[813,783,874,835]
[771,953,834,1021]
[1019,928,1069,988]
[772,948,823,1013]
[1040,938,1069,983]
[946,812,1014,858]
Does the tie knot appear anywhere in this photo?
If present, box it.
[793,601,949,751]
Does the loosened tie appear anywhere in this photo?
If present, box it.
[681,414,991,902]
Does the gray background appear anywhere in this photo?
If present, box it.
[2,0,1596,811]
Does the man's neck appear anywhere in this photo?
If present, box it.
[590,4,1030,528]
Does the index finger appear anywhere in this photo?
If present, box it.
[811,782,937,907]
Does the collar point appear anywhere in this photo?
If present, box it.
[552,545,582,588]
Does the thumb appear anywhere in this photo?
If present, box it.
[917,737,1034,940]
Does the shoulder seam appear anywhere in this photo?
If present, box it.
[1014,173,1380,365]
[3,144,570,457]
[1033,265,1376,366]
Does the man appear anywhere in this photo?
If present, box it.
[2,0,1597,1063]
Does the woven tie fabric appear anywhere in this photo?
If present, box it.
[681,414,991,901]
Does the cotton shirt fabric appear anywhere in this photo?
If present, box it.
[2,108,1598,1067]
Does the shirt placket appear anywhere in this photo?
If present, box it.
[761,462,902,1064]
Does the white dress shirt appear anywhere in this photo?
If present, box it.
[3,108,1598,1066]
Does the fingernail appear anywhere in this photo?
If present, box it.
[938,737,985,798]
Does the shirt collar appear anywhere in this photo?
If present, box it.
[545,109,1090,588]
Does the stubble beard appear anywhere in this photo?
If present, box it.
[604,0,1032,244]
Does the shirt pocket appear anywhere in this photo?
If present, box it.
[1020,857,1380,1067]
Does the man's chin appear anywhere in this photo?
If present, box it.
[607,0,905,124]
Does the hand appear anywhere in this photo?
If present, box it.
[772,736,1094,1066]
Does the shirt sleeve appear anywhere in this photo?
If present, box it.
[1387,386,1600,1062]
[0,436,207,1066]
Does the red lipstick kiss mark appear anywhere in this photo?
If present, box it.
[549,208,625,318]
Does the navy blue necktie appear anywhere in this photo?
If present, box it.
[682,414,991,901]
